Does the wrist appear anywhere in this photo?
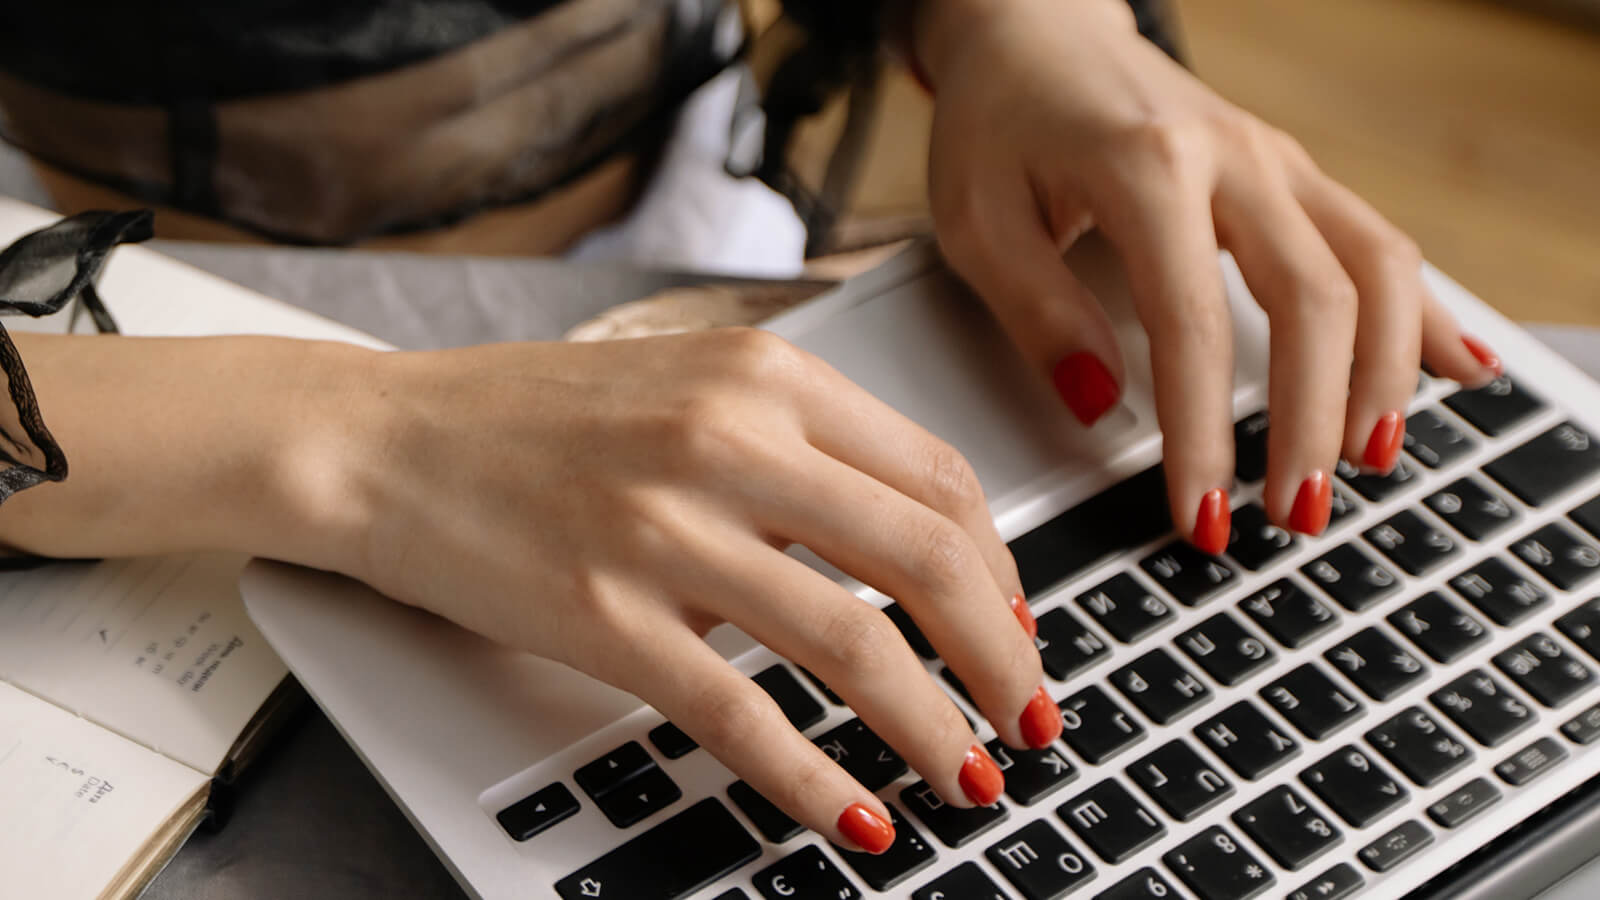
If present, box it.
[911,0,1137,88]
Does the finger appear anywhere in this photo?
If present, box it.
[707,532,1012,810]
[1291,171,1423,472]
[614,617,900,853]
[933,172,1128,428]
[747,443,1051,752]
[1091,160,1236,553]
[1213,166,1356,534]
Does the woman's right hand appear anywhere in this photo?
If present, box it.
[299,328,1057,852]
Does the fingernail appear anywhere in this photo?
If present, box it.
[1018,686,1061,749]
[1289,470,1333,536]
[1009,593,1037,640]
[1192,487,1231,556]
[1362,410,1405,474]
[836,803,895,855]
[1461,335,1504,377]
[958,744,1005,806]
[1051,352,1119,426]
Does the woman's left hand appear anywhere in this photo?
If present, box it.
[912,0,1502,548]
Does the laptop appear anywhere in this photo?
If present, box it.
[243,236,1600,900]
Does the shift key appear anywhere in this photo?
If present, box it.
[555,799,760,900]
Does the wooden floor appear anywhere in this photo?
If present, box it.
[1175,0,1600,325]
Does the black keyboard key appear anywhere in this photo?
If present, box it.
[711,891,749,900]
[835,807,935,891]
[1324,627,1428,702]
[1365,509,1459,575]
[1388,592,1490,664]
[648,722,698,760]
[1562,701,1600,745]
[1232,785,1342,871]
[901,779,1008,849]
[911,862,1009,900]
[557,798,761,900]
[1097,868,1180,900]
[1328,484,1362,529]
[496,782,580,841]
[1557,598,1600,660]
[1300,746,1408,828]
[988,739,1079,806]
[1337,457,1422,503]
[1425,478,1519,541]
[1512,522,1600,590]
[1162,826,1276,900]
[940,666,976,708]
[1239,579,1338,649]
[1443,375,1545,436]
[1261,664,1364,741]
[1235,411,1271,483]
[727,781,804,844]
[575,741,656,799]
[798,667,843,706]
[1195,701,1300,780]
[1035,608,1112,682]
[1405,408,1476,469]
[1357,819,1433,873]
[1142,541,1238,607]
[1494,736,1569,786]
[1430,670,1536,747]
[1286,864,1364,900]
[1077,573,1175,643]
[1110,649,1212,724]
[595,766,682,828]
[1011,463,1173,598]
[883,603,937,660]
[1226,503,1298,571]
[1426,777,1501,828]
[754,845,861,900]
[1494,632,1596,707]
[986,820,1097,900]
[753,665,826,731]
[1059,686,1146,764]
[814,718,907,791]
[1127,739,1235,822]
[1058,779,1166,864]
[1302,544,1400,612]
[1365,707,1473,787]
[1450,557,1549,625]
[1177,613,1276,686]
[1574,495,1600,539]
[1486,422,1600,507]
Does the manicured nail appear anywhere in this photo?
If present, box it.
[1363,410,1405,474]
[1051,352,1119,426]
[1192,488,1231,556]
[836,803,895,855]
[1009,594,1037,640]
[1019,686,1061,749]
[958,744,1005,806]
[1461,335,1504,377]
[1289,470,1333,536]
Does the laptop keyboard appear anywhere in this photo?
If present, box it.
[486,370,1600,900]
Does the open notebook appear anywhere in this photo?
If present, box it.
[0,199,389,899]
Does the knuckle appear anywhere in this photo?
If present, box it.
[1371,230,1424,278]
[669,393,761,470]
[1123,117,1207,178]
[689,683,777,753]
[920,442,985,515]
[1142,289,1231,349]
[714,327,808,384]
[819,607,902,679]
[924,701,971,757]
[911,517,983,589]
[778,753,837,814]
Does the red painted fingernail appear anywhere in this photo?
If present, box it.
[836,803,895,854]
[1363,410,1405,474]
[1009,594,1037,640]
[1289,470,1333,536]
[1193,488,1231,556]
[1461,335,1504,377]
[1019,686,1061,748]
[958,744,1005,806]
[1051,352,1119,426]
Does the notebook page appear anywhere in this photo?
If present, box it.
[0,680,208,900]
[0,554,285,774]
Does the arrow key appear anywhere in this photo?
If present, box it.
[1286,862,1364,900]
[496,782,579,841]
[594,765,681,828]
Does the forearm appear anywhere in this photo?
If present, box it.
[0,332,378,570]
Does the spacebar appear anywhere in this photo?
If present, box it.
[1008,463,1173,598]
[554,799,760,900]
